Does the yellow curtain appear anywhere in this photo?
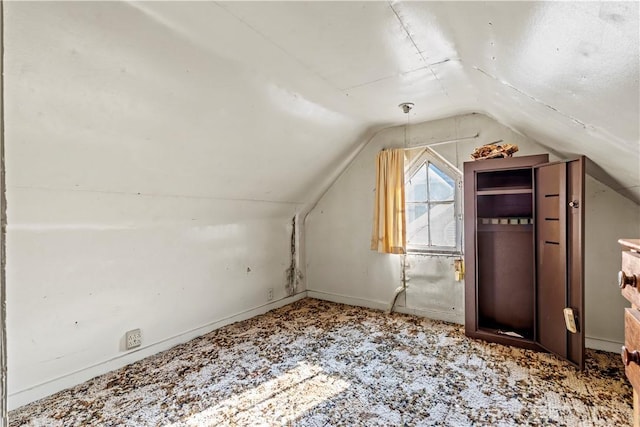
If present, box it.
[371,148,406,254]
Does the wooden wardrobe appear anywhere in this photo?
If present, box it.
[463,154,585,369]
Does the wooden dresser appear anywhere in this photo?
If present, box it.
[619,238,640,426]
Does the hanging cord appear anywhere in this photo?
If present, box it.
[405,108,410,149]
[389,103,413,314]
[398,102,413,149]
[388,255,408,314]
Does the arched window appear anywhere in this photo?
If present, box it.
[405,148,462,253]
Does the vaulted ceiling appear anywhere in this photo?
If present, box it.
[6,1,639,204]
[132,1,640,203]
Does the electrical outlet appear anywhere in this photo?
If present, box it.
[268,288,274,301]
[126,328,142,350]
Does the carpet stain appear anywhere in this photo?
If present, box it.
[9,298,632,426]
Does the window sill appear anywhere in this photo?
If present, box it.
[406,249,463,257]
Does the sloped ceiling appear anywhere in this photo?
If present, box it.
[131,1,639,204]
[7,1,639,205]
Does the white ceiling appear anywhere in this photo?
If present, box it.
[6,1,640,204]
[130,0,639,203]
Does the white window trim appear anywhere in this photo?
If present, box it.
[405,147,463,255]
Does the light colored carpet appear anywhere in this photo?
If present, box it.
[10,298,632,426]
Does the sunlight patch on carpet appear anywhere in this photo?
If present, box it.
[175,362,349,426]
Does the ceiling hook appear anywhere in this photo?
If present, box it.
[398,102,414,114]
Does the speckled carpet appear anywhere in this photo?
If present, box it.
[10,298,632,426]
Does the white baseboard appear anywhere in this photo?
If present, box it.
[309,290,624,353]
[306,290,389,311]
[395,306,464,325]
[8,292,308,411]
[9,290,623,410]
[585,337,623,353]
[307,290,464,325]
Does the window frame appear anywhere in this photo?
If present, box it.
[404,147,463,255]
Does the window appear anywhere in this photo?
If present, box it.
[405,148,462,253]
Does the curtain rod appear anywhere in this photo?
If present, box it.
[407,133,480,149]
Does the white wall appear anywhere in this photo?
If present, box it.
[7,191,303,407]
[584,176,640,349]
[4,2,314,409]
[306,112,639,352]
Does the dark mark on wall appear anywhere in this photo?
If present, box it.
[286,216,302,296]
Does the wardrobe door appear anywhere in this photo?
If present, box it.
[535,162,568,358]
[535,158,585,368]
[566,157,585,369]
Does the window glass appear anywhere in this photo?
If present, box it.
[406,163,427,202]
[406,203,429,243]
[405,149,461,253]
[429,202,456,247]
[428,163,454,201]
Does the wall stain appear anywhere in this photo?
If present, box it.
[286,216,303,296]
